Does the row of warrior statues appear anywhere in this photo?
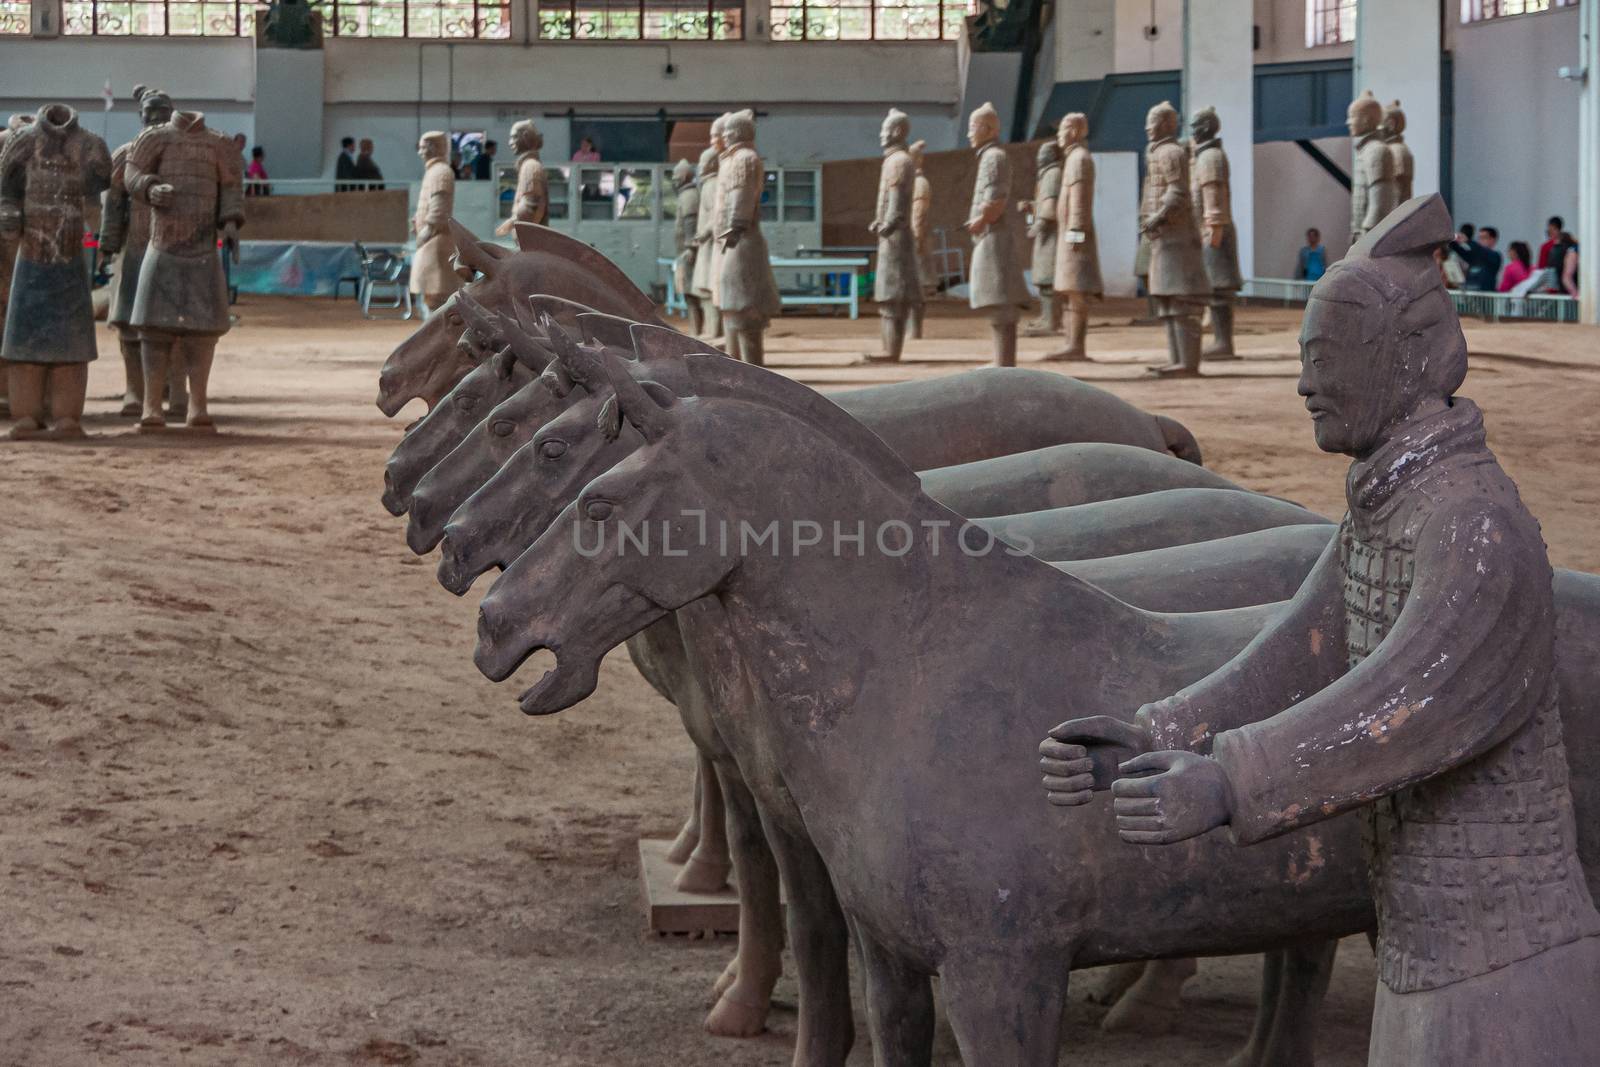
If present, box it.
[0,86,242,439]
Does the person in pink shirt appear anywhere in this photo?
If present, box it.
[245,145,270,196]
[1498,240,1532,292]
[570,136,600,162]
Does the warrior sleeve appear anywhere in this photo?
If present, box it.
[123,126,165,202]
[1361,143,1397,233]
[879,153,912,235]
[0,131,26,230]
[216,134,245,228]
[1196,159,1230,229]
[1147,147,1187,229]
[423,167,453,229]
[719,151,762,236]
[675,187,698,252]
[1136,534,1347,752]
[1063,153,1094,232]
[970,149,1009,227]
[695,176,717,245]
[100,145,131,254]
[515,160,546,224]
[1035,167,1059,224]
[1211,500,1552,845]
[911,177,931,240]
[82,133,113,201]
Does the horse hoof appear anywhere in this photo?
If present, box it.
[664,828,700,865]
[704,991,768,1038]
[711,957,739,1000]
[119,399,142,416]
[673,855,732,894]
[7,418,48,440]
[1083,962,1145,1006]
[1101,991,1186,1034]
[186,415,217,433]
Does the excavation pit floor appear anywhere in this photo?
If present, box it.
[6,295,1600,1065]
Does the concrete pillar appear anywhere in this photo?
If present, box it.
[1578,0,1600,322]
[1055,0,1114,84]
[253,45,326,180]
[1354,0,1440,199]
[1183,0,1253,278]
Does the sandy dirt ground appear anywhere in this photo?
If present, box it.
[5,293,1600,1066]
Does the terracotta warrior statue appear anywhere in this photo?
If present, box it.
[410,130,459,315]
[1383,100,1414,204]
[714,109,781,367]
[1139,101,1209,378]
[964,102,1031,367]
[866,108,919,363]
[1349,90,1398,244]
[1044,112,1102,362]
[103,84,181,418]
[0,111,34,419]
[689,122,723,341]
[0,103,111,439]
[1189,106,1244,359]
[125,110,243,432]
[909,139,932,340]
[670,158,702,335]
[1021,140,1063,338]
[494,119,546,236]
[1043,194,1600,1065]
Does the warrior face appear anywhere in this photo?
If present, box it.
[140,95,173,129]
[1347,96,1382,138]
[1056,113,1087,151]
[1298,295,1384,455]
[1189,108,1220,144]
[1145,103,1178,144]
[880,110,909,151]
[966,107,998,150]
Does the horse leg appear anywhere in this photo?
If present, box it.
[704,767,785,1038]
[675,751,732,893]
[664,755,705,865]
[765,820,854,1067]
[940,952,1069,1067]
[856,924,934,1067]
[1083,961,1145,1005]
[1100,956,1196,1033]
[1227,940,1338,1067]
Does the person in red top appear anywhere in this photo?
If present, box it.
[1497,240,1533,292]
[1537,215,1562,270]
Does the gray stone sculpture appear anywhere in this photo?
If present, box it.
[1140,100,1209,378]
[494,119,547,236]
[125,110,243,432]
[669,159,702,335]
[908,139,933,340]
[1046,195,1600,1066]
[1044,112,1102,362]
[0,111,34,419]
[102,84,180,418]
[1382,100,1414,203]
[1349,90,1398,244]
[0,103,112,439]
[714,110,781,367]
[1021,139,1063,338]
[865,108,919,363]
[410,131,459,316]
[688,135,722,341]
[1189,106,1244,359]
[965,102,1030,367]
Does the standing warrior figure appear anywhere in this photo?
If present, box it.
[103,85,183,419]
[1348,90,1398,244]
[689,120,724,341]
[0,103,111,439]
[410,130,459,315]
[714,109,781,367]
[0,111,35,420]
[494,119,546,236]
[1189,106,1244,359]
[1021,140,1063,337]
[865,108,919,363]
[1383,100,1414,204]
[964,102,1031,367]
[1043,195,1600,1066]
[1045,112,1102,362]
[908,139,932,340]
[1139,100,1209,378]
[669,158,703,335]
[125,110,244,432]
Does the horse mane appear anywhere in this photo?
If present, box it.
[511,223,660,321]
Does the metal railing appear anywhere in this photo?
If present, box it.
[1245,277,1579,323]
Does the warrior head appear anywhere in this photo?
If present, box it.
[671,158,695,189]
[1189,106,1220,145]
[723,109,756,148]
[1347,90,1383,138]
[1298,194,1466,457]
[132,84,174,129]
[1056,112,1088,150]
[967,102,1000,150]
[908,139,927,172]
[1382,100,1407,141]
[1035,139,1061,169]
[696,143,719,179]
[417,130,448,164]
[1145,100,1180,143]
[709,114,728,154]
[509,119,544,155]
[881,108,910,151]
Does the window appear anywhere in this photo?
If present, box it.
[1,0,29,34]
[538,0,743,39]
[1305,0,1355,47]
[312,0,509,37]
[1462,0,1575,22]
[62,0,263,34]
[771,0,965,41]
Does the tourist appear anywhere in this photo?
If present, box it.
[353,137,384,190]
[1293,227,1327,282]
[1498,241,1533,293]
[1538,215,1564,270]
[1555,231,1580,296]
[1449,224,1501,291]
[474,139,497,180]
[336,135,357,189]
[245,145,270,196]
[571,136,601,162]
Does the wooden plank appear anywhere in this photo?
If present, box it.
[637,838,788,937]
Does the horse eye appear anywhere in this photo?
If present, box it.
[454,395,477,412]
[446,311,463,327]
[584,499,614,522]
[539,439,568,460]
[491,420,515,437]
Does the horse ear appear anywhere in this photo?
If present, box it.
[450,219,501,280]
[600,349,677,443]
[596,393,624,442]
[577,312,639,350]
[454,289,501,340]
[630,322,721,361]
[540,312,603,392]
[492,345,519,380]
[526,294,598,333]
